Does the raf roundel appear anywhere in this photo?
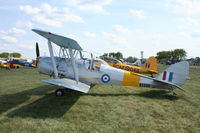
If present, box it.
[101,74,110,83]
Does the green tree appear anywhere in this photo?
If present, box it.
[171,49,187,62]
[116,52,123,60]
[156,51,170,61]
[99,53,108,59]
[156,49,187,63]
[0,52,9,58]
[108,52,115,58]
[109,52,123,60]
[10,52,22,58]
[125,56,138,63]
[195,57,200,60]
[100,52,124,60]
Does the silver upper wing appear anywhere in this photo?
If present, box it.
[32,29,82,50]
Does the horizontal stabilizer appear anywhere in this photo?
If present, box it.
[32,29,82,50]
[43,78,90,93]
[153,78,185,91]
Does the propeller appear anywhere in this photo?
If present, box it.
[35,42,40,67]
[36,42,40,58]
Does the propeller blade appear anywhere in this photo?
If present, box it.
[36,42,40,58]
[35,42,40,67]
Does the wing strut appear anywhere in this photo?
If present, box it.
[48,39,58,78]
[69,48,79,83]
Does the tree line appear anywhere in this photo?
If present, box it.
[100,52,138,63]
[156,49,187,64]
[100,49,187,64]
[0,52,21,58]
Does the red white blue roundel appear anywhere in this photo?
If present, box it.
[101,74,110,83]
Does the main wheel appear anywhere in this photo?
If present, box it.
[55,89,64,96]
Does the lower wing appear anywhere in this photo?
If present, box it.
[42,78,90,93]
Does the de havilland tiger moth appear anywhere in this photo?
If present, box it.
[32,29,189,96]
[104,56,159,75]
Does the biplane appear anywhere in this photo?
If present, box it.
[104,56,159,75]
[32,29,189,96]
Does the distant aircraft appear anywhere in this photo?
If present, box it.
[104,56,159,75]
[12,58,33,67]
[0,60,9,68]
[128,59,142,66]
[0,59,20,69]
[32,29,189,96]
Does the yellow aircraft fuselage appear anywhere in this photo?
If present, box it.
[106,57,159,75]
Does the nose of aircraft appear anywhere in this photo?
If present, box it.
[37,57,54,75]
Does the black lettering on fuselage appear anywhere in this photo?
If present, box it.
[139,83,151,88]
[113,64,141,73]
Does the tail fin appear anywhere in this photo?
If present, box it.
[155,61,189,86]
[143,56,157,71]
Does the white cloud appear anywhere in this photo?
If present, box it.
[133,29,144,33]
[0,30,6,34]
[9,28,27,36]
[41,3,58,15]
[113,24,144,34]
[16,21,33,28]
[32,15,62,27]
[19,5,40,14]
[178,32,190,38]
[40,3,84,23]
[0,28,26,43]
[102,32,126,44]
[84,31,96,38]
[45,4,84,23]
[113,24,130,33]
[178,17,199,25]
[0,35,17,43]
[191,30,200,38]
[62,14,84,23]
[66,0,112,13]
[67,34,78,40]
[152,34,163,40]
[130,9,147,19]
[166,0,200,15]
[20,3,84,27]
[75,5,105,13]
[18,44,34,50]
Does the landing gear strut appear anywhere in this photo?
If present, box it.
[55,88,64,96]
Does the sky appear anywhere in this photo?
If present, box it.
[0,0,200,59]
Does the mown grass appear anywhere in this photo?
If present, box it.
[0,65,200,133]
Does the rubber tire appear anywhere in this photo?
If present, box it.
[55,89,64,97]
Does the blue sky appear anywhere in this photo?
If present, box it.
[0,0,200,58]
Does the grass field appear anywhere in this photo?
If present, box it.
[0,65,200,133]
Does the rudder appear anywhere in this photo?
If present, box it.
[155,61,189,86]
[143,56,157,71]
